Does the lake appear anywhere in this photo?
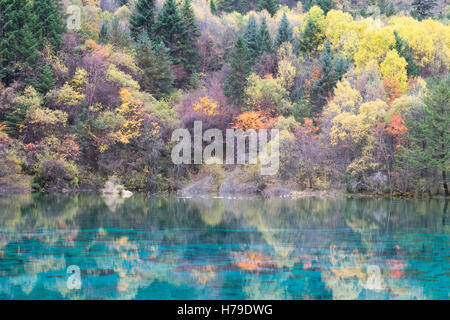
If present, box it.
[0,194,448,300]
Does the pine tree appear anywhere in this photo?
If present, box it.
[259,17,272,54]
[309,42,348,114]
[130,0,155,40]
[33,0,66,49]
[99,23,109,44]
[297,14,324,54]
[243,15,260,61]
[180,0,200,73]
[302,0,335,14]
[275,13,293,48]
[392,30,419,77]
[37,64,56,94]
[257,0,280,16]
[224,37,252,106]
[153,0,189,66]
[136,35,175,99]
[403,75,449,196]
[0,0,39,84]
[210,0,218,15]
[411,0,437,20]
[236,0,249,15]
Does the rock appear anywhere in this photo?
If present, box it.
[262,185,292,197]
[219,173,259,197]
[177,175,218,197]
[101,176,133,198]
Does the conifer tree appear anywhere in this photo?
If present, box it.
[136,34,175,99]
[392,30,419,77]
[259,16,273,53]
[37,64,56,94]
[257,0,280,16]
[302,0,335,14]
[180,0,200,73]
[210,0,218,15]
[403,75,449,196]
[297,13,324,54]
[130,0,155,40]
[224,37,252,106]
[99,23,109,44]
[153,0,189,66]
[33,0,66,49]
[0,0,39,84]
[411,0,437,21]
[243,15,261,61]
[275,13,293,48]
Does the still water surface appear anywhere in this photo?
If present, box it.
[0,194,448,299]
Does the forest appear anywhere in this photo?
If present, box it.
[0,0,448,197]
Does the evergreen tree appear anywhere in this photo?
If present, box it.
[136,35,175,99]
[236,0,249,15]
[392,30,419,77]
[99,23,109,44]
[37,64,56,94]
[403,75,449,196]
[210,0,218,15]
[259,17,273,54]
[130,0,155,40]
[275,13,293,48]
[153,0,189,66]
[243,15,260,61]
[257,0,280,17]
[411,0,437,20]
[33,0,66,49]
[224,37,252,106]
[309,42,348,114]
[0,0,39,84]
[302,0,335,14]
[180,0,200,73]
[297,13,324,54]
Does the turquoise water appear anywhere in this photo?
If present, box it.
[0,194,448,300]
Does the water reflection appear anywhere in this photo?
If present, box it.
[0,194,448,299]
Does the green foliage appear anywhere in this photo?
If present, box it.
[130,0,155,40]
[275,13,293,48]
[244,15,261,60]
[224,37,252,106]
[33,0,66,49]
[37,64,56,95]
[411,0,437,21]
[297,6,326,54]
[210,0,218,15]
[302,0,336,14]
[0,0,38,84]
[392,30,420,77]
[259,17,272,53]
[257,0,279,16]
[136,37,175,99]
[402,75,449,196]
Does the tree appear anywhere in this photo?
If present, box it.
[403,75,449,196]
[33,0,66,49]
[302,0,335,14]
[411,0,437,21]
[257,0,279,17]
[180,0,200,74]
[392,30,419,77]
[130,0,155,40]
[244,15,260,61]
[0,0,39,84]
[37,64,56,94]
[259,17,272,54]
[153,0,189,69]
[224,37,252,106]
[297,6,326,54]
[308,42,348,114]
[275,13,293,48]
[136,37,175,99]
[210,0,218,15]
